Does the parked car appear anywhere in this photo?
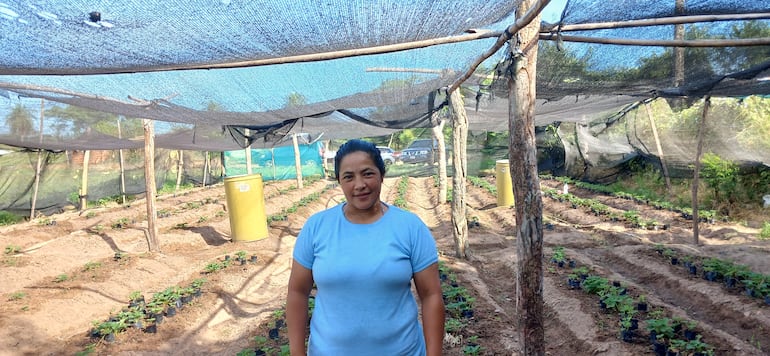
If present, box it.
[399,139,450,164]
[377,146,397,165]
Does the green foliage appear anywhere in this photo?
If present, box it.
[5,104,35,137]
[700,153,738,203]
[54,274,69,283]
[4,244,21,255]
[760,222,770,240]
[8,291,26,301]
[82,261,101,272]
[0,211,22,226]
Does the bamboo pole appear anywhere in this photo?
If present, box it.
[293,133,303,189]
[143,119,160,252]
[30,99,44,220]
[79,150,90,212]
[510,0,545,353]
[202,151,210,187]
[540,35,770,47]
[643,102,672,195]
[245,128,252,175]
[9,11,768,76]
[117,118,127,204]
[692,96,711,245]
[448,90,468,259]
[175,150,183,194]
[544,12,770,32]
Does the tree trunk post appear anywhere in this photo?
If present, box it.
[143,119,160,252]
[692,96,710,245]
[509,0,545,353]
[449,90,469,259]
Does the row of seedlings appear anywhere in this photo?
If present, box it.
[439,261,483,355]
[541,174,720,224]
[88,278,207,345]
[653,244,770,306]
[551,247,716,356]
[267,183,335,223]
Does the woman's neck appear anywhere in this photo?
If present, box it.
[344,202,386,224]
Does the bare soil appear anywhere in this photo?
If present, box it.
[1,176,769,355]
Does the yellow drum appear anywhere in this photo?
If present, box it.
[224,173,268,242]
[495,160,514,207]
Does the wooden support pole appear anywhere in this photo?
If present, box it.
[509,0,545,353]
[143,119,160,252]
[117,118,127,204]
[643,102,672,196]
[30,99,44,220]
[245,128,252,175]
[692,96,711,245]
[79,150,90,212]
[175,150,184,194]
[202,151,210,187]
[432,118,447,204]
[293,133,303,189]
[448,90,468,259]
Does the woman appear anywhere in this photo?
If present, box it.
[287,139,444,355]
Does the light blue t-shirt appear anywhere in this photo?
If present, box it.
[292,203,439,356]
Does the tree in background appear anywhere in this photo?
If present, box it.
[714,20,770,73]
[5,104,34,142]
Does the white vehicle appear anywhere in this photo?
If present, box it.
[377,146,397,165]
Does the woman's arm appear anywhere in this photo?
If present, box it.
[287,260,314,356]
[414,262,445,356]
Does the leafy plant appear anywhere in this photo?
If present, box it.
[645,317,675,340]
[8,291,26,301]
[445,317,465,333]
[551,246,566,263]
[54,274,69,283]
[4,244,21,255]
[83,261,101,271]
[685,335,715,355]
[581,276,610,294]
[760,222,770,240]
[129,290,143,302]
[0,211,22,226]
[462,344,482,355]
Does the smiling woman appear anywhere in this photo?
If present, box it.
[286,139,445,356]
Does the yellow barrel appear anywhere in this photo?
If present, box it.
[224,173,268,242]
[495,160,514,207]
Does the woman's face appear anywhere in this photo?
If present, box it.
[338,150,383,213]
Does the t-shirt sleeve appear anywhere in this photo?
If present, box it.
[292,216,316,269]
[410,217,439,273]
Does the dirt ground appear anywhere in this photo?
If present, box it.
[1,175,769,355]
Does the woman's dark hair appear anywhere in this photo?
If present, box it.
[334,139,385,180]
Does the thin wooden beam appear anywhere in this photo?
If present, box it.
[30,99,44,220]
[692,96,711,245]
[4,12,769,76]
[543,12,770,32]
[542,35,770,47]
[143,119,160,252]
